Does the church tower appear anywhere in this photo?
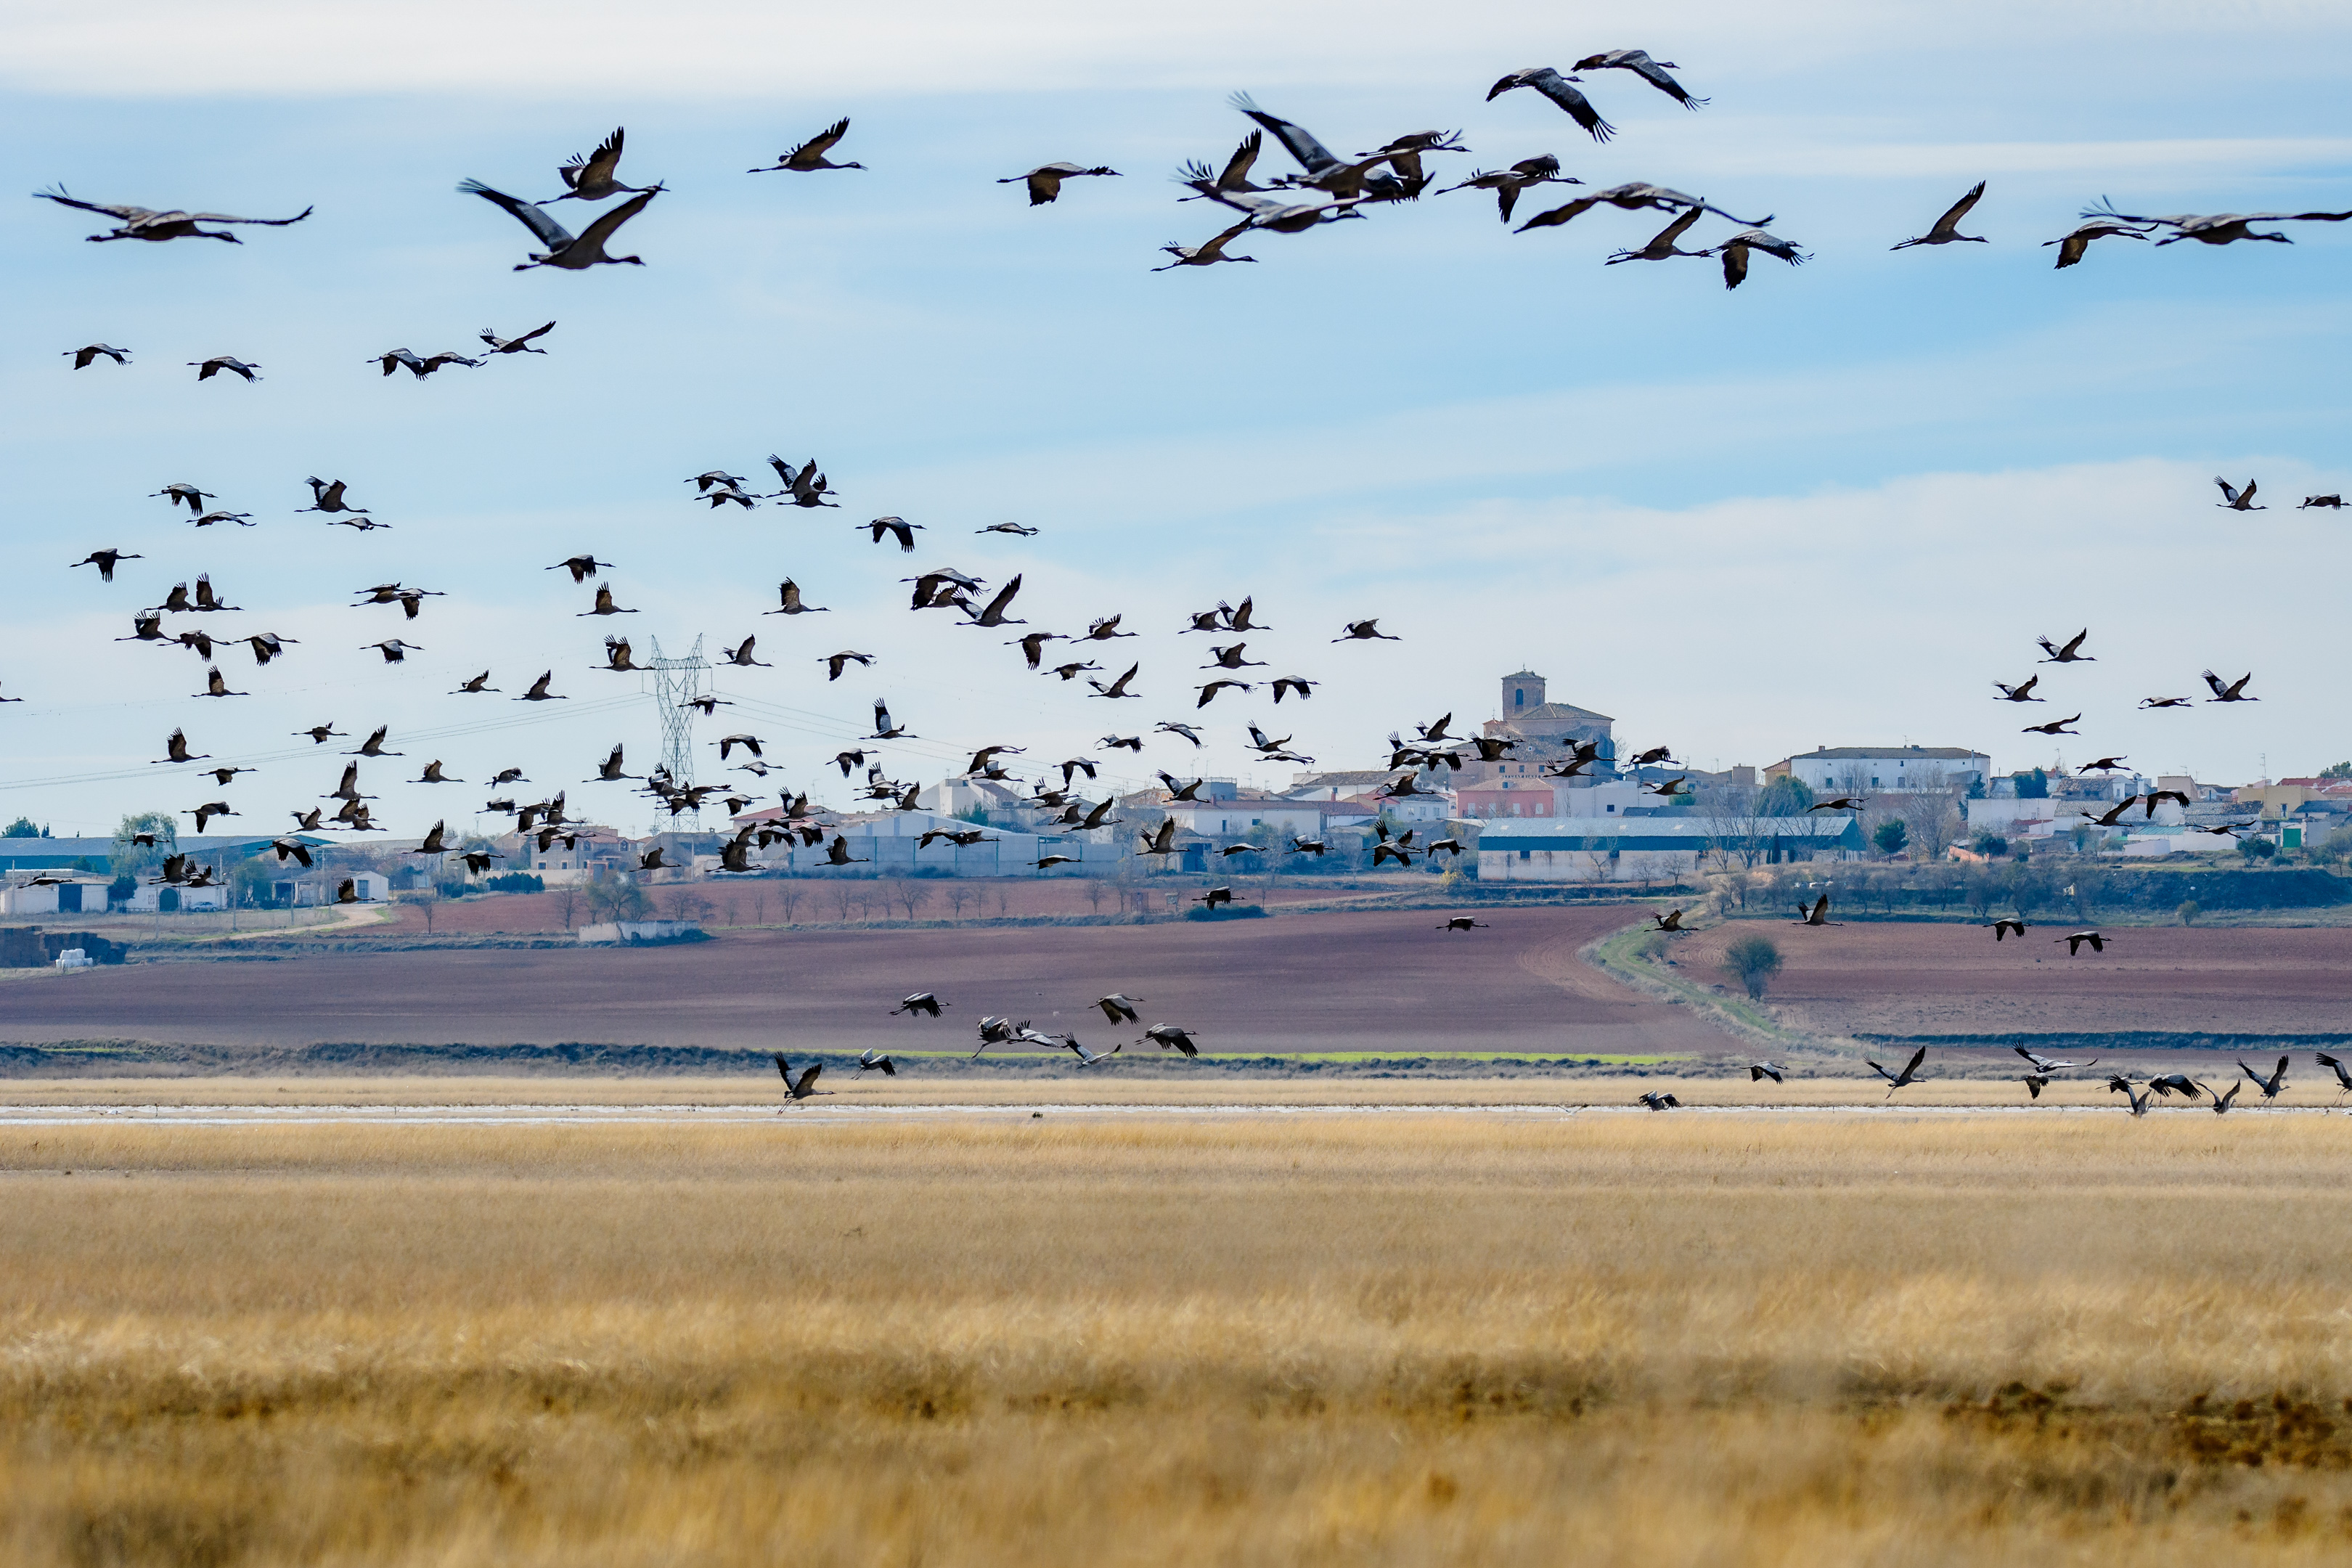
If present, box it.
[1502,670,1545,716]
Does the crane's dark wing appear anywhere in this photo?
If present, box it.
[1530,75,1614,142]
[1516,193,1604,232]
[460,179,573,248]
[1229,93,1339,173]
[2079,197,2189,227]
[793,118,851,160]
[1654,206,1704,245]
[1903,1046,1927,1080]
[1932,180,1987,235]
[574,187,658,254]
[187,205,312,225]
[563,126,625,188]
[1718,241,1751,290]
[1199,216,1257,257]
[2185,209,2352,224]
[1218,129,1264,188]
[1630,57,1705,105]
[1200,184,1278,213]
[33,187,157,221]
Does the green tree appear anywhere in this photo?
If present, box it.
[1872,819,1909,857]
[1971,831,2008,857]
[110,812,177,880]
[1720,934,1783,1000]
[2176,900,2200,926]
[2,817,42,838]
[2323,762,2352,780]
[1756,776,1814,816]
[2006,864,2050,919]
[2012,769,2049,799]
[230,854,279,907]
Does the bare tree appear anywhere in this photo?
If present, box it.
[1082,877,1108,913]
[944,882,973,918]
[751,886,768,926]
[829,881,862,922]
[774,881,804,925]
[894,880,930,920]
[2005,863,2051,921]
[1897,771,1964,864]
[1701,781,1763,871]
[1583,830,1621,883]
[663,887,714,923]
[1964,868,1999,920]
[553,883,581,930]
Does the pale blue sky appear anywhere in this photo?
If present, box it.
[3,0,2348,836]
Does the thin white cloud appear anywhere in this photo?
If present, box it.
[11,0,2349,99]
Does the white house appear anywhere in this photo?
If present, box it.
[1475,816,1866,883]
[122,881,229,912]
[1282,772,1397,801]
[0,878,110,916]
[1560,782,1647,818]
[746,809,1127,877]
[1162,792,1326,838]
[1771,746,1992,795]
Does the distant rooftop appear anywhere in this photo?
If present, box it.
[1506,701,1612,724]
[1787,746,1987,761]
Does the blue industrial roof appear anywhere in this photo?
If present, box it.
[0,834,325,872]
[1474,816,1864,852]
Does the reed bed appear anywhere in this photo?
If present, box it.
[6,1115,2352,1564]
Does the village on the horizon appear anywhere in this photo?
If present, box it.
[1,663,2331,918]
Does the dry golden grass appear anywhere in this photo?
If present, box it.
[0,1070,2324,1108]
[8,1114,2352,1564]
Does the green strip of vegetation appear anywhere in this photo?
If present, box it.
[1583,923,1816,1050]
[872,1049,1678,1064]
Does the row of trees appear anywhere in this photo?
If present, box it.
[1716,861,2133,923]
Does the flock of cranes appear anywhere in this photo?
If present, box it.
[35,54,2352,295]
[22,62,2348,1098]
[1630,1045,2352,1115]
[36,97,1471,928]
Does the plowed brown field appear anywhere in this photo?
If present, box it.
[1671,920,2352,1038]
[1,906,1729,1058]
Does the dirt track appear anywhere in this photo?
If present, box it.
[0,907,1732,1058]
[1670,921,2352,1039]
